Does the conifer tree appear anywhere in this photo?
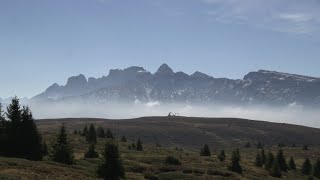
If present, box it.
[261,149,266,165]
[86,124,97,144]
[1,98,44,160]
[136,138,143,151]
[303,145,309,151]
[255,152,263,167]
[105,129,114,139]
[218,150,226,161]
[165,155,181,165]
[0,102,7,154]
[276,149,288,172]
[236,148,241,159]
[229,149,242,174]
[82,125,88,136]
[313,159,320,178]
[6,97,21,124]
[265,151,274,171]
[85,144,99,158]
[73,129,78,134]
[120,136,127,142]
[20,106,43,160]
[302,158,312,175]
[200,144,211,156]
[289,156,296,170]
[270,157,282,178]
[42,141,49,156]
[6,97,22,157]
[97,140,125,180]
[257,141,263,149]
[50,124,74,165]
[244,142,251,148]
[97,126,106,138]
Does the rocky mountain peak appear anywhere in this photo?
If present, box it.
[46,83,60,92]
[155,63,174,75]
[191,71,211,79]
[66,74,87,87]
[124,66,146,73]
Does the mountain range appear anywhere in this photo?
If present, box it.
[31,64,320,107]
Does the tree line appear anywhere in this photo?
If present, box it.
[0,97,45,160]
[199,143,320,178]
[0,98,126,180]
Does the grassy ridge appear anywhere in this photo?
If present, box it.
[1,117,320,179]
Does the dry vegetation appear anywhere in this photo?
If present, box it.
[1,116,320,180]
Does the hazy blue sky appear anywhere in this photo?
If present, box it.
[0,0,320,98]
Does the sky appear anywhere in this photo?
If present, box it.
[0,0,320,98]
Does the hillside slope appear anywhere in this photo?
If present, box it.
[37,116,320,149]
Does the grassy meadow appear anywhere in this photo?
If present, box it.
[1,117,320,180]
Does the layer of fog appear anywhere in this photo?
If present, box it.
[27,101,320,128]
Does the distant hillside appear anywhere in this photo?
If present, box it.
[37,117,320,149]
[31,64,320,107]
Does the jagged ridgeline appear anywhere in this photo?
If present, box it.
[31,64,320,106]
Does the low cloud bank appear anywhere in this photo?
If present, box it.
[27,101,320,128]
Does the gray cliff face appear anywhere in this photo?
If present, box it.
[31,64,320,106]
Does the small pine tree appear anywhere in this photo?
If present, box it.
[50,124,74,165]
[86,124,97,144]
[218,150,226,161]
[165,155,181,165]
[270,157,282,178]
[276,149,288,172]
[85,144,99,158]
[6,97,22,157]
[0,102,7,154]
[20,106,43,160]
[97,126,106,138]
[244,142,251,148]
[105,129,114,139]
[303,145,309,151]
[302,158,312,175]
[73,129,78,134]
[120,136,127,142]
[313,159,320,178]
[96,140,125,180]
[42,141,49,156]
[261,149,266,165]
[200,144,211,156]
[265,151,274,171]
[6,97,21,124]
[257,141,264,149]
[229,149,242,174]
[82,125,88,136]
[136,138,143,151]
[289,156,296,170]
[255,152,263,167]
[236,148,241,159]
